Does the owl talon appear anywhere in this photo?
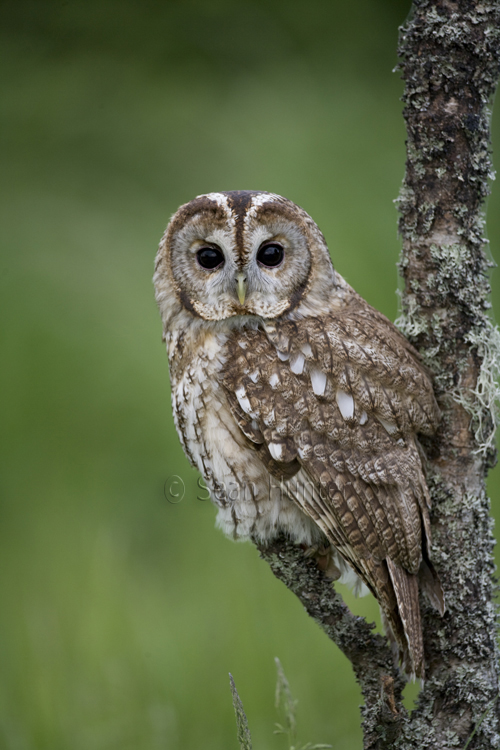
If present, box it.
[303,543,320,558]
[303,544,342,580]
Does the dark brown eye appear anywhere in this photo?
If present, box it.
[257,242,284,268]
[196,246,224,270]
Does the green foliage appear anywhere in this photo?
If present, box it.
[230,674,253,750]
[274,659,332,750]
[230,661,331,750]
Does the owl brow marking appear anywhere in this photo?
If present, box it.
[223,191,263,265]
[168,195,227,238]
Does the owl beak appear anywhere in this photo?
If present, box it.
[236,273,247,305]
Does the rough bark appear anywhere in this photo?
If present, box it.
[255,2,500,748]
[396,1,500,747]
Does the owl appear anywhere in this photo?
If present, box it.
[153,190,444,677]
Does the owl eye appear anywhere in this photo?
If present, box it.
[257,242,284,268]
[196,246,225,270]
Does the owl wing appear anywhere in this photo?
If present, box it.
[221,301,441,675]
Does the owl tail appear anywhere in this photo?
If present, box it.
[385,558,424,679]
[356,554,424,678]
[377,556,445,680]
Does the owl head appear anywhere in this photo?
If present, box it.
[154,191,340,327]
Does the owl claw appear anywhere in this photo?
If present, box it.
[303,544,342,580]
[303,543,320,558]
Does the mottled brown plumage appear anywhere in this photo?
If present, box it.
[154,190,444,677]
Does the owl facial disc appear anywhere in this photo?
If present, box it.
[156,190,337,323]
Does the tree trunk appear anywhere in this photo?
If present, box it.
[396,0,500,747]
[257,2,500,747]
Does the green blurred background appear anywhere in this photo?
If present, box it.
[2,1,500,748]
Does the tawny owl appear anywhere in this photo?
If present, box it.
[153,190,444,677]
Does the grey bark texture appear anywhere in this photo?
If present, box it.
[257,1,500,748]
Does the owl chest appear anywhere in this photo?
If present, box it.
[166,327,323,544]
[171,355,222,477]
[168,332,253,498]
